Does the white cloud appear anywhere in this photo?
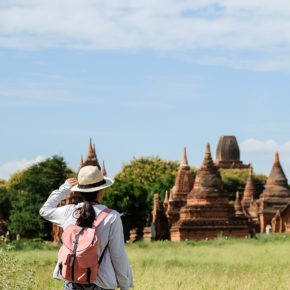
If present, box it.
[1,1,290,70]
[0,155,46,180]
[240,139,290,179]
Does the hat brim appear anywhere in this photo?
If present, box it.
[71,177,114,193]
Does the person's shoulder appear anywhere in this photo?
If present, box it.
[93,204,122,224]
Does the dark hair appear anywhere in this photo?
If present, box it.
[76,201,96,228]
[81,191,100,203]
[73,191,100,203]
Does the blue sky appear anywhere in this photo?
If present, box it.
[1,0,290,180]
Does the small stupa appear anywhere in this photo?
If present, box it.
[241,166,257,211]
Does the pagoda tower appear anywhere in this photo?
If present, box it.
[166,147,194,226]
[215,136,249,169]
[101,161,107,177]
[82,138,101,169]
[170,143,249,241]
[259,152,290,232]
[241,166,257,212]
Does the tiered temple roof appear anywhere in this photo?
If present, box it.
[261,152,290,201]
[259,152,290,232]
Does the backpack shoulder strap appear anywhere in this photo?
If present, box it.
[93,208,112,228]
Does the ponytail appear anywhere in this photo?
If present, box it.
[76,201,96,228]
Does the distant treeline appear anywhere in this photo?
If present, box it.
[0,155,267,240]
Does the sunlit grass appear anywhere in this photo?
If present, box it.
[4,234,290,289]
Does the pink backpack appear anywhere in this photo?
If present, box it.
[58,208,112,284]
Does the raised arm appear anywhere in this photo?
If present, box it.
[108,216,134,290]
[39,178,78,226]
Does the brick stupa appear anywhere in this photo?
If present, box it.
[215,136,249,169]
[170,143,249,241]
[241,166,257,212]
[165,147,194,226]
[259,152,290,232]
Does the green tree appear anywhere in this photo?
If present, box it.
[104,156,196,238]
[0,185,14,221]
[219,168,267,201]
[116,156,179,185]
[102,177,148,240]
[8,155,74,238]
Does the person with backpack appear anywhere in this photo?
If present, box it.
[39,165,133,290]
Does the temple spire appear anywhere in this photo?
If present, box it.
[169,190,173,201]
[180,147,189,167]
[84,137,101,169]
[274,152,279,163]
[85,138,94,161]
[234,191,243,216]
[164,190,169,203]
[266,151,288,188]
[101,161,107,176]
[201,142,214,168]
[78,155,84,171]
[242,165,257,209]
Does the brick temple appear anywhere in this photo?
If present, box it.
[143,142,249,242]
[142,136,290,242]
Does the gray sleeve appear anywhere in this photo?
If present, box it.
[108,216,134,290]
[39,181,73,227]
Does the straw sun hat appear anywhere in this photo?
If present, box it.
[71,165,114,193]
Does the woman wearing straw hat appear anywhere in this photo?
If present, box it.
[40,165,133,290]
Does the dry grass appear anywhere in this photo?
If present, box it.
[4,234,290,290]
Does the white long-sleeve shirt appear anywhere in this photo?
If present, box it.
[39,181,133,290]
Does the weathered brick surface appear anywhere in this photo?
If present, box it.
[170,143,248,241]
[215,136,249,169]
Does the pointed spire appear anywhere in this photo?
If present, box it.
[101,160,107,176]
[201,142,214,168]
[169,190,173,201]
[78,155,84,171]
[234,191,243,215]
[274,152,279,163]
[242,165,257,205]
[85,137,94,162]
[164,191,169,204]
[180,147,189,167]
[84,138,101,169]
[266,151,288,188]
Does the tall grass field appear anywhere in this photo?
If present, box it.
[1,234,290,289]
